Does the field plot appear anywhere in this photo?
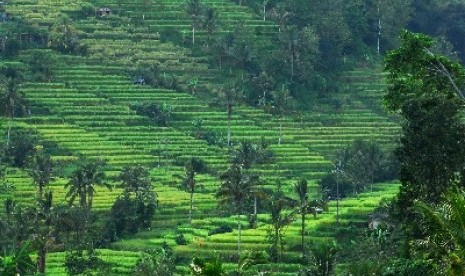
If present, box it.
[0,0,402,274]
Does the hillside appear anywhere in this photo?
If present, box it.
[0,0,401,274]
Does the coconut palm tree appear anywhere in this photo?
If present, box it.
[27,151,53,199]
[294,178,309,259]
[64,160,109,209]
[218,82,242,147]
[179,157,206,223]
[217,164,257,255]
[268,181,295,263]
[36,191,53,274]
[0,77,26,146]
[185,0,203,47]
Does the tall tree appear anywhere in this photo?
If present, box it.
[271,85,290,145]
[185,0,203,47]
[27,151,53,199]
[0,77,26,146]
[179,157,206,223]
[218,82,242,147]
[35,191,53,274]
[64,160,110,209]
[118,165,154,202]
[294,178,308,259]
[202,7,219,47]
[267,180,294,263]
[217,164,257,255]
[384,31,465,216]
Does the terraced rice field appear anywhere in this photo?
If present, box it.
[2,0,401,274]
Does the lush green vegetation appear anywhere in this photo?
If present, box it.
[1,0,464,275]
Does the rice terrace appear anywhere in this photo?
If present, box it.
[1,0,465,275]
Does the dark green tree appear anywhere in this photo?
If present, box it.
[414,190,465,275]
[35,191,53,274]
[130,101,173,127]
[267,181,294,263]
[3,127,37,168]
[185,0,203,47]
[132,246,175,276]
[190,254,225,276]
[65,160,110,209]
[384,31,465,215]
[27,150,53,199]
[306,239,339,276]
[48,16,85,54]
[0,242,35,276]
[294,178,309,259]
[202,7,219,47]
[179,157,207,223]
[0,77,27,146]
[217,164,258,255]
[218,82,242,147]
[118,165,155,203]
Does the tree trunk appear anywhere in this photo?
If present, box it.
[336,174,339,224]
[38,184,43,200]
[301,212,305,258]
[158,140,161,168]
[227,111,231,146]
[164,140,168,172]
[237,212,242,255]
[290,51,294,82]
[80,191,86,209]
[254,196,257,217]
[37,243,46,273]
[188,190,194,223]
[6,119,11,147]
[263,1,266,21]
[377,2,381,55]
[192,26,195,47]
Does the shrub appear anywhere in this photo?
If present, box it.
[109,195,156,238]
[175,234,187,245]
[132,245,175,276]
[65,249,109,275]
[208,225,233,236]
[3,38,20,58]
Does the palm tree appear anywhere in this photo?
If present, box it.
[294,178,309,259]
[185,0,203,47]
[202,7,219,47]
[36,191,53,274]
[218,82,242,147]
[27,151,53,199]
[183,160,196,224]
[0,241,35,276]
[0,77,26,146]
[217,164,257,255]
[268,181,295,263]
[272,85,290,145]
[233,140,257,169]
[414,190,465,274]
[179,157,206,223]
[236,251,267,275]
[64,160,109,209]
